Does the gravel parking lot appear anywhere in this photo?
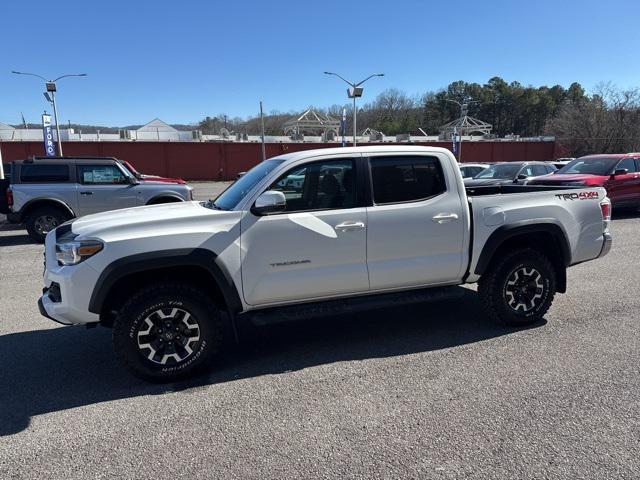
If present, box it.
[0,182,638,479]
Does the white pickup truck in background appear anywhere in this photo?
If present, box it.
[38,146,612,381]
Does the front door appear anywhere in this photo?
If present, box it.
[365,154,467,290]
[241,157,369,306]
[76,164,141,216]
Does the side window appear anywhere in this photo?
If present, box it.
[617,158,637,173]
[370,156,446,204]
[78,165,127,185]
[267,159,356,212]
[531,165,549,176]
[520,165,535,177]
[20,164,69,183]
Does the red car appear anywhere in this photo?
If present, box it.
[529,154,640,209]
[120,160,186,184]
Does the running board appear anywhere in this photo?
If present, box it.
[246,286,466,326]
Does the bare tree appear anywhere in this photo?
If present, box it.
[547,83,640,156]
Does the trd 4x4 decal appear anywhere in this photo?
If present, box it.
[555,191,599,201]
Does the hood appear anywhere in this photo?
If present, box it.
[529,173,606,184]
[70,201,239,240]
[464,178,515,187]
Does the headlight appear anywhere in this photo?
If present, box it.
[56,240,103,266]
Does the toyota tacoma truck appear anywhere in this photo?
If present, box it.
[38,146,612,381]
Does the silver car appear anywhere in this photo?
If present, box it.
[7,157,193,242]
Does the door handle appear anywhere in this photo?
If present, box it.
[80,191,93,195]
[335,221,365,231]
[432,213,459,224]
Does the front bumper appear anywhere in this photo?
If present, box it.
[38,230,101,326]
[598,232,612,258]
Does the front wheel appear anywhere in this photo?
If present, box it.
[478,248,557,326]
[25,206,68,243]
[113,283,223,382]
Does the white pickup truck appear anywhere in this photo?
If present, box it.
[38,146,612,381]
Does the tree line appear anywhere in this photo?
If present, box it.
[198,77,640,156]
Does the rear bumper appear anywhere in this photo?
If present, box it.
[598,232,612,258]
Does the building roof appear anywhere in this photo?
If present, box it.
[0,121,16,130]
[137,118,178,132]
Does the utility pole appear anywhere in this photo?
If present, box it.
[259,101,266,161]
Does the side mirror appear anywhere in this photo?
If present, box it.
[516,173,528,180]
[613,168,628,176]
[127,176,139,185]
[252,190,286,215]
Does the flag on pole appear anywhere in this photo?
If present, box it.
[42,113,56,157]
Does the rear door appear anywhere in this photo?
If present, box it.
[76,163,141,216]
[240,156,370,306]
[365,154,467,290]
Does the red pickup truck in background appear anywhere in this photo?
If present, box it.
[528,154,640,209]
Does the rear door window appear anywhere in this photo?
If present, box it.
[370,156,446,204]
[20,164,69,182]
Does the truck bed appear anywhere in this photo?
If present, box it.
[465,184,582,196]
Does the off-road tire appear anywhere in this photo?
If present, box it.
[25,205,69,243]
[478,248,556,326]
[113,283,223,382]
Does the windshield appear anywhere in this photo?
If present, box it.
[212,159,284,210]
[557,157,619,176]
[119,161,142,178]
[474,163,522,180]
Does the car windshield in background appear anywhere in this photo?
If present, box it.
[474,163,522,180]
[212,159,284,210]
[557,157,619,175]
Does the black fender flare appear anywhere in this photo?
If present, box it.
[19,197,75,221]
[88,248,242,316]
[145,194,185,205]
[474,221,571,287]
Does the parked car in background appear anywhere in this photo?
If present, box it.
[465,161,556,187]
[549,158,575,170]
[119,159,187,184]
[528,154,640,209]
[459,163,490,179]
[4,156,194,242]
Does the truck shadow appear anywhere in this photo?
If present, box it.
[0,287,545,436]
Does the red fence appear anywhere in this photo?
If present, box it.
[0,140,558,181]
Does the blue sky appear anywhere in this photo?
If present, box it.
[2,0,639,126]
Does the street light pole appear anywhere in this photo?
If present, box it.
[50,90,63,155]
[12,71,87,156]
[324,71,384,146]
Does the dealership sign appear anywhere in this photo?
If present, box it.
[42,114,55,156]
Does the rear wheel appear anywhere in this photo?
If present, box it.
[478,248,557,326]
[25,206,68,243]
[113,283,223,382]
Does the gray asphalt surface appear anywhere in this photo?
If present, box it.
[0,183,638,479]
